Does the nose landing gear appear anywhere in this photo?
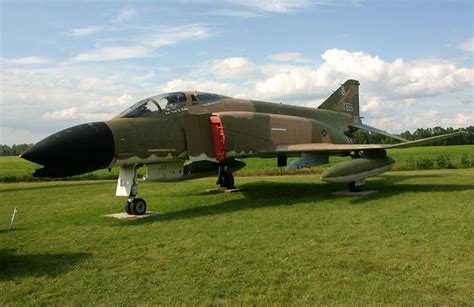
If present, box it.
[117,164,147,216]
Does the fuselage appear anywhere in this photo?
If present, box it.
[106,92,357,166]
[21,91,359,177]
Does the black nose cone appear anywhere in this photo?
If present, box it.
[21,122,114,172]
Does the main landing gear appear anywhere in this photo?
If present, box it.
[348,179,365,192]
[348,150,365,192]
[216,163,235,189]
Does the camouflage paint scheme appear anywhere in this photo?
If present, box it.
[106,80,361,167]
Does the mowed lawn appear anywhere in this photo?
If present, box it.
[0,169,473,305]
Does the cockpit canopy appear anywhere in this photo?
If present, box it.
[118,91,221,118]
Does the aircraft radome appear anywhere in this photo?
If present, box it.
[21,80,464,215]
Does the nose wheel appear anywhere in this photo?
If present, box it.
[124,198,147,215]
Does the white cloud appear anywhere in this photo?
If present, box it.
[87,93,136,111]
[114,8,137,23]
[2,48,472,144]
[210,57,257,79]
[253,48,474,101]
[116,93,135,106]
[361,96,382,113]
[140,49,472,117]
[441,113,474,127]
[259,63,311,75]
[228,0,318,13]
[368,110,473,133]
[268,52,310,63]
[365,117,399,132]
[0,127,47,146]
[78,78,114,90]
[459,37,474,52]
[70,26,101,37]
[140,24,212,48]
[408,110,440,128]
[42,107,79,120]
[318,48,388,84]
[2,56,50,65]
[0,62,151,138]
[211,9,262,18]
[131,71,156,83]
[255,67,323,100]
[351,0,363,7]
[367,109,454,133]
[74,46,152,62]
[70,24,212,62]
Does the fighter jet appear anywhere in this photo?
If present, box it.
[21,80,463,215]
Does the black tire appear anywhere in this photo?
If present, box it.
[131,198,147,215]
[219,172,235,189]
[218,173,227,188]
[228,174,235,189]
[349,181,363,192]
[124,201,133,215]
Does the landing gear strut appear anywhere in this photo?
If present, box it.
[347,150,366,192]
[216,163,235,189]
[349,179,365,192]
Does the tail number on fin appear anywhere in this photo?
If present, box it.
[343,102,354,113]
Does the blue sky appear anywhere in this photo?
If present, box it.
[1,0,473,145]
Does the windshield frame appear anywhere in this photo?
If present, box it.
[116,92,188,118]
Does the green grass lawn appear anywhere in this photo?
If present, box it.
[1,169,473,305]
[1,145,474,181]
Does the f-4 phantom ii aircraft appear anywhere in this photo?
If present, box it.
[21,80,463,215]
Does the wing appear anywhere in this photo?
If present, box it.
[257,131,465,155]
[258,143,386,155]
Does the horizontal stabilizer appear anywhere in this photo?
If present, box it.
[386,131,466,149]
[350,123,408,142]
[257,131,465,155]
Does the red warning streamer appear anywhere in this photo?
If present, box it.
[209,115,226,161]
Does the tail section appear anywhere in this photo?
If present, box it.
[318,79,360,117]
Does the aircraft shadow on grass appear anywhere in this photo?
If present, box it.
[349,173,473,204]
[0,181,111,193]
[0,248,89,280]
[123,173,473,224]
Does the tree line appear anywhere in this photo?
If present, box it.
[0,126,472,156]
[0,144,34,156]
[352,126,473,145]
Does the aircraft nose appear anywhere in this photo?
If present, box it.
[21,122,115,170]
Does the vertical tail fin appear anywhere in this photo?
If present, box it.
[318,79,360,117]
